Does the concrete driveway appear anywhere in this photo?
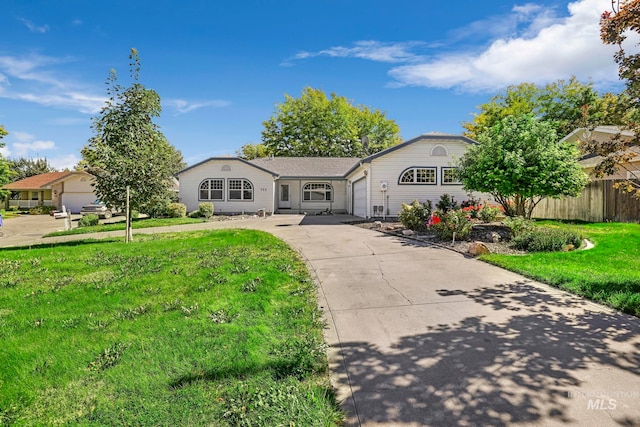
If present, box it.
[264,215,640,427]
[1,214,639,426]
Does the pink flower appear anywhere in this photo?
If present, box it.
[427,214,441,228]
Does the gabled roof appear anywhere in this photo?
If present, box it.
[2,171,75,190]
[562,126,635,143]
[344,133,477,176]
[176,157,279,177]
[249,157,360,178]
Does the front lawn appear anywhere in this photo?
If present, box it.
[481,222,640,316]
[44,216,209,237]
[0,230,342,425]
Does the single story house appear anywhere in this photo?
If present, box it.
[177,133,489,218]
[2,171,97,213]
[563,126,639,180]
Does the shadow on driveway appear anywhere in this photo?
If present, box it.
[337,282,640,426]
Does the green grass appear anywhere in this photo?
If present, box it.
[0,230,342,426]
[0,210,21,220]
[481,222,640,316]
[44,216,209,237]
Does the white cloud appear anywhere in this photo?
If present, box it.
[49,153,80,171]
[0,54,106,113]
[286,0,625,93]
[165,99,231,114]
[19,18,49,33]
[389,0,622,91]
[284,41,426,66]
[8,131,56,157]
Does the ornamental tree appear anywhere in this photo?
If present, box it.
[262,87,401,157]
[82,49,185,239]
[457,114,588,219]
[591,0,640,197]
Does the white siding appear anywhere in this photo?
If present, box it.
[56,174,96,212]
[347,137,492,218]
[178,159,275,214]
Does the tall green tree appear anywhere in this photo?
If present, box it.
[82,49,185,239]
[9,157,56,182]
[262,87,401,157]
[462,78,621,140]
[0,126,12,201]
[590,0,640,197]
[457,114,588,219]
[236,142,269,160]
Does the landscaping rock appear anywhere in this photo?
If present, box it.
[468,241,491,256]
[488,232,501,243]
[402,229,414,236]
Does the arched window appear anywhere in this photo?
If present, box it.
[199,179,224,200]
[303,183,333,201]
[221,165,231,171]
[431,145,448,156]
[399,167,436,185]
[228,179,253,200]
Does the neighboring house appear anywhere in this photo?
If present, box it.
[564,126,640,180]
[2,171,96,213]
[177,134,486,218]
[532,126,640,222]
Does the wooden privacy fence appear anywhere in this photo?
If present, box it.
[532,180,640,223]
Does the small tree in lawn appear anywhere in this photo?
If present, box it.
[0,125,12,202]
[82,49,185,241]
[457,114,588,219]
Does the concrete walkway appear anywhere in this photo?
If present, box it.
[1,214,639,426]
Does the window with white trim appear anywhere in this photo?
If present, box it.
[399,167,436,185]
[303,182,333,201]
[441,167,461,185]
[199,179,224,200]
[228,179,253,200]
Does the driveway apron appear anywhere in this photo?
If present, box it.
[2,214,639,426]
[265,216,640,427]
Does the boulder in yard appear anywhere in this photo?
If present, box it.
[468,241,491,256]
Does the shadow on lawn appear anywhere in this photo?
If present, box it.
[336,282,640,426]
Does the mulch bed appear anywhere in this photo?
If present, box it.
[355,221,525,255]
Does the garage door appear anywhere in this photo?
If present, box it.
[62,193,96,214]
[352,178,367,218]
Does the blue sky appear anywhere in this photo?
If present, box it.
[0,0,625,169]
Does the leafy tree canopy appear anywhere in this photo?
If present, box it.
[9,157,56,182]
[457,114,589,219]
[0,126,13,201]
[261,87,401,157]
[462,77,625,140]
[236,142,269,160]
[82,49,185,227]
[587,0,640,197]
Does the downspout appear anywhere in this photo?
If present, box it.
[298,179,302,214]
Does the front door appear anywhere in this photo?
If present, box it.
[279,184,291,209]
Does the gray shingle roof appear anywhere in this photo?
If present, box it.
[249,157,361,178]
